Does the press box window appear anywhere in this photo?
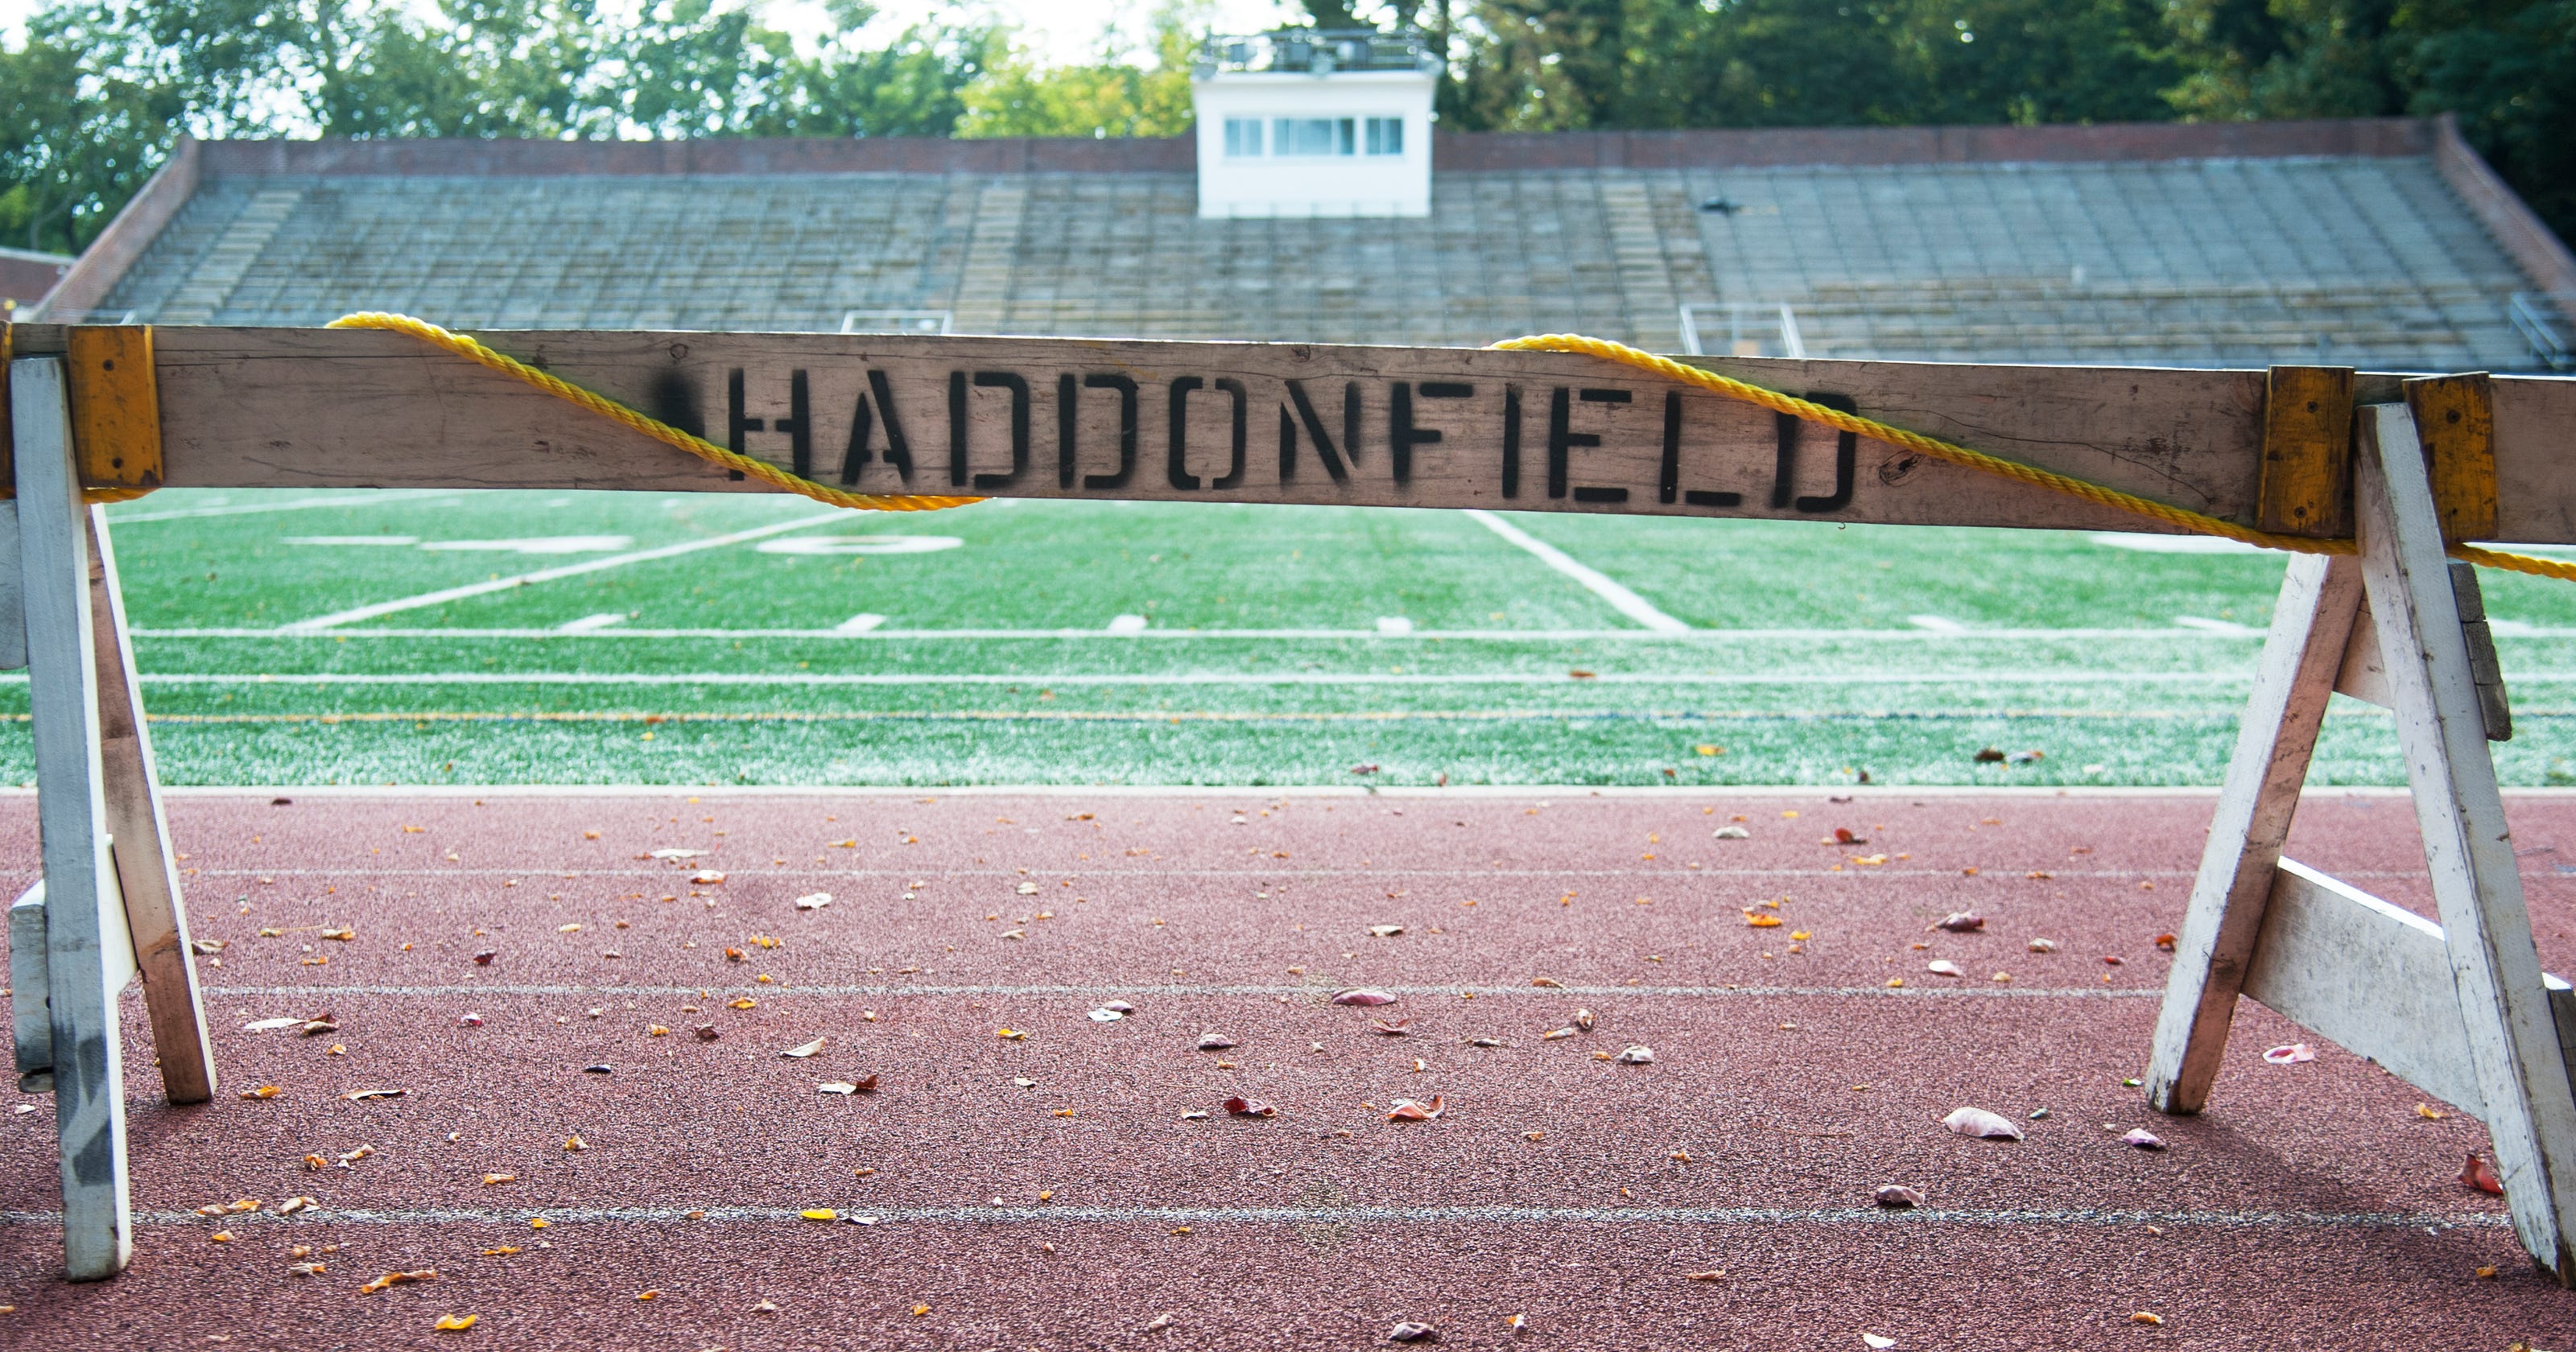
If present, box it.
[1224,118,1264,157]
[1270,117,1356,157]
[1364,117,1403,155]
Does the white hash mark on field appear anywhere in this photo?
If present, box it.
[554,613,629,633]
[1463,510,1690,634]
[1907,614,1966,633]
[836,613,889,633]
[2174,616,2260,636]
[1106,614,1150,634]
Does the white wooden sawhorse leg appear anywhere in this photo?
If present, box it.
[7,352,220,1281]
[12,356,136,1280]
[2146,398,2576,1281]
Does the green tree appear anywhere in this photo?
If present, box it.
[956,6,1198,138]
[0,5,175,254]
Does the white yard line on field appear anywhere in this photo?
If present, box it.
[1463,509,1692,634]
[104,489,460,522]
[130,625,2299,641]
[98,670,2287,686]
[277,515,842,631]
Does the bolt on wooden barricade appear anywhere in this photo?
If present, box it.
[3,320,2575,1282]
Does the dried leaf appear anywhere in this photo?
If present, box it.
[2122,1128,2165,1149]
[650,848,706,859]
[691,871,726,884]
[433,1314,477,1332]
[1368,925,1405,938]
[1925,960,1963,978]
[693,1024,720,1041]
[1530,977,1565,988]
[473,950,497,966]
[1195,1033,1237,1051]
[1223,1097,1278,1118]
[1542,1028,1576,1041]
[1834,827,1866,844]
[274,1196,316,1216]
[1386,1321,1439,1343]
[1614,1045,1654,1065]
[1574,1008,1596,1031]
[1370,1020,1411,1037]
[563,1136,587,1152]
[729,998,758,1010]
[1387,1096,1445,1121]
[1873,1184,1923,1209]
[1686,1271,1726,1282]
[997,1028,1028,1041]
[1744,912,1783,928]
[1713,826,1750,839]
[1932,912,1984,933]
[2262,1043,2316,1066]
[239,1085,284,1100]
[1100,1001,1136,1015]
[289,1262,325,1276]
[1942,1107,2025,1140]
[482,1173,516,1185]
[2128,1313,2162,1327]
[2416,1103,2451,1121]
[242,1016,307,1033]
[1333,989,1398,1007]
[557,923,582,934]
[1863,1335,1898,1350]
[800,1208,837,1221]
[793,892,832,910]
[2464,1151,2506,1196]
[361,1268,439,1294]
[1088,1008,1125,1022]
[2026,938,2058,953]
[782,1037,828,1059]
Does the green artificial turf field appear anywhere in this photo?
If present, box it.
[6,486,2568,787]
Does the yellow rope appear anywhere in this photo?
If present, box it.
[1492,333,2576,585]
[327,313,981,513]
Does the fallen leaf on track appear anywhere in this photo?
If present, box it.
[343,1087,406,1101]
[1196,1033,1237,1051]
[1574,1008,1596,1031]
[2122,1128,2165,1149]
[361,1268,439,1294]
[1530,977,1564,988]
[1387,1096,1444,1121]
[2262,1044,2315,1065]
[1368,925,1405,938]
[1686,1270,1725,1282]
[2464,1152,2506,1195]
[1932,912,1984,933]
[1333,990,1398,1007]
[239,1086,283,1100]
[1942,1107,2025,1140]
[1863,1334,1898,1350]
[1614,1045,1654,1065]
[1223,1097,1278,1118]
[794,892,832,910]
[2128,1313,2163,1327]
[1371,1020,1410,1037]
[782,1037,828,1059]
[691,871,725,884]
[1925,960,1963,978]
[1874,1185,1923,1208]
[432,1313,477,1332]
[1387,1321,1439,1343]
[2416,1103,2451,1120]
[1744,913,1782,929]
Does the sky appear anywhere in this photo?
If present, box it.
[0,0,1301,64]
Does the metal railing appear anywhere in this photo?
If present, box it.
[1678,303,1806,359]
[1197,28,1442,76]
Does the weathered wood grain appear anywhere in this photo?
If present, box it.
[11,357,135,1281]
[2405,373,2497,543]
[2145,551,2363,1115]
[149,327,2288,534]
[2356,399,2576,1283]
[2256,365,2353,538]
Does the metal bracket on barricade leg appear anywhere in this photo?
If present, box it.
[2146,390,2576,1283]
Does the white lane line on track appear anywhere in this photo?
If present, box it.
[204,983,2161,1000]
[186,867,2205,880]
[105,490,458,522]
[129,625,2314,641]
[9,1205,2502,1230]
[91,670,2290,687]
[278,514,842,632]
[1464,510,1692,634]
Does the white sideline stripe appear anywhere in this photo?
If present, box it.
[105,490,456,522]
[89,670,2297,688]
[279,515,840,631]
[130,625,2337,641]
[555,612,628,633]
[1906,615,1965,633]
[1376,616,1414,635]
[2174,616,2260,636]
[1106,614,1149,634]
[7,1205,2503,1230]
[1464,510,1691,634]
[188,866,2202,880]
[204,983,2160,1000]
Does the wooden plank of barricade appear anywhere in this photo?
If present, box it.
[2256,365,2355,538]
[85,505,216,1104]
[82,324,2568,546]
[10,355,136,1280]
[2143,551,2363,1115]
[2352,398,2576,1280]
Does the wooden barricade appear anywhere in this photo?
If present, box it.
[3,322,2574,1281]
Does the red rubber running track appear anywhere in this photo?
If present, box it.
[4,787,2575,1350]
